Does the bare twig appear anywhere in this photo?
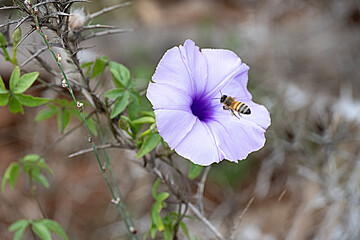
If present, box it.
[83,28,133,41]
[188,203,226,240]
[0,19,21,29]
[229,196,255,240]
[0,6,20,10]
[81,24,117,31]
[14,16,31,30]
[88,2,132,20]
[20,46,48,67]
[68,142,135,158]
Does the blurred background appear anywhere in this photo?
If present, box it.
[1,0,360,239]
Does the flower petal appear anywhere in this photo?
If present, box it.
[175,119,220,165]
[179,39,208,97]
[220,67,252,101]
[241,101,271,130]
[152,45,192,95]
[154,109,197,149]
[147,82,192,110]
[207,116,266,162]
[201,48,248,98]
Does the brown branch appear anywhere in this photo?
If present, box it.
[88,2,132,20]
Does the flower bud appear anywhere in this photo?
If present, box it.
[12,28,21,43]
[57,53,61,63]
[118,118,130,130]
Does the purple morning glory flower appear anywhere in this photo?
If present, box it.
[147,39,270,166]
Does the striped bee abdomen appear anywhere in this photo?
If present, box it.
[233,101,251,114]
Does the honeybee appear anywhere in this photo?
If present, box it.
[220,95,251,117]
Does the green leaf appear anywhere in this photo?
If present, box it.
[0,93,9,106]
[109,61,130,88]
[13,227,27,240]
[131,116,155,125]
[81,61,93,77]
[9,67,20,92]
[12,28,21,43]
[58,110,70,134]
[0,32,6,47]
[12,72,39,93]
[136,133,161,158]
[9,219,29,240]
[41,219,69,240]
[151,202,165,232]
[9,219,30,232]
[104,88,124,99]
[110,91,129,119]
[8,95,23,114]
[31,168,50,188]
[35,107,58,121]
[32,221,51,240]
[86,117,98,136]
[140,110,155,118]
[15,94,49,107]
[152,178,161,199]
[156,192,169,202]
[91,56,108,78]
[36,161,53,175]
[128,92,140,120]
[180,221,191,240]
[2,162,20,191]
[188,163,203,180]
[0,75,8,94]
[22,154,40,162]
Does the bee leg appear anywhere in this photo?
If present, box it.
[230,109,241,119]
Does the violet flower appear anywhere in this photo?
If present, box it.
[147,39,270,166]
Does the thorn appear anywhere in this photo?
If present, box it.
[111,197,121,205]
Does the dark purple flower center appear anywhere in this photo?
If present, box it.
[190,96,214,122]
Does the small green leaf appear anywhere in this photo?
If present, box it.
[32,221,51,240]
[104,88,124,99]
[140,110,155,118]
[13,227,27,240]
[22,154,41,162]
[81,61,93,77]
[152,178,161,199]
[188,163,203,180]
[31,168,50,188]
[179,221,191,240]
[131,116,155,125]
[0,93,9,106]
[12,72,39,93]
[0,32,6,47]
[0,75,8,94]
[128,92,140,120]
[8,95,24,114]
[58,110,70,134]
[2,162,20,191]
[136,133,161,158]
[8,163,20,189]
[36,161,53,175]
[41,219,69,240]
[9,219,30,232]
[12,28,21,43]
[9,67,20,92]
[156,192,169,202]
[9,219,29,240]
[86,117,98,136]
[15,94,49,107]
[91,56,108,78]
[109,61,130,87]
[110,91,129,119]
[35,107,58,121]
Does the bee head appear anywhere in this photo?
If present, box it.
[220,95,227,103]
